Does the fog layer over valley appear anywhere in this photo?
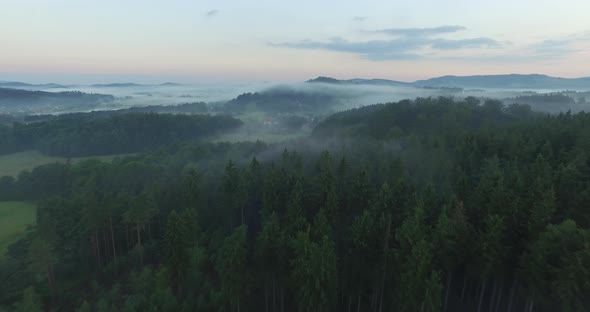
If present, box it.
[2,74,589,117]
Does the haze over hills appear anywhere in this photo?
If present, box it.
[308,74,590,89]
[0,88,115,114]
[0,82,68,89]
[1,74,589,115]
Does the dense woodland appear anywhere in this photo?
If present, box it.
[222,89,340,113]
[0,113,242,157]
[0,88,115,114]
[1,97,590,311]
[504,94,583,114]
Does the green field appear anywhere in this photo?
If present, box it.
[0,201,36,256]
[0,150,133,177]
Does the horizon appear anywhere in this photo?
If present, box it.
[2,1,589,84]
[1,72,590,86]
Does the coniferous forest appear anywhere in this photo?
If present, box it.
[2,97,590,312]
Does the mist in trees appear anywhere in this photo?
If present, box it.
[1,97,590,311]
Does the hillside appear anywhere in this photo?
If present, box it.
[0,88,115,114]
[308,74,590,90]
[306,76,410,87]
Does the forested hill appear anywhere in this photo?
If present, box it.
[306,76,410,87]
[0,88,114,113]
[313,97,540,139]
[414,74,590,89]
[221,87,339,113]
[0,112,242,156]
[3,98,590,311]
[307,74,590,89]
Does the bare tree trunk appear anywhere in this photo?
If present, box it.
[371,282,379,312]
[507,276,517,312]
[109,213,117,263]
[126,224,130,250]
[460,276,467,304]
[357,293,361,312]
[102,229,110,261]
[273,276,277,312]
[489,279,498,312]
[444,270,453,311]
[136,224,143,265]
[379,215,392,312]
[477,278,487,312]
[46,264,54,292]
[265,279,269,312]
[148,222,152,240]
[281,286,284,312]
[94,231,102,268]
[494,280,504,312]
[379,274,386,312]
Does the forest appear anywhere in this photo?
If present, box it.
[0,113,242,157]
[0,88,115,114]
[1,97,590,311]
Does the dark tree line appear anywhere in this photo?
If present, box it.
[1,97,590,311]
[221,88,339,113]
[0,112,242,157]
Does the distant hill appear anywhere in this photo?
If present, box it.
[222,86,341,113]
[415,74,590,89]
[0,88,114,114]
[306,76,410,87]
[90,83,145,88]
[308,74,590,89]
[0,82,68,89]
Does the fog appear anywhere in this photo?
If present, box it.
[1,78,588,116]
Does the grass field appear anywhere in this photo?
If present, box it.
[0,201,36,256]
[0,150,133,177]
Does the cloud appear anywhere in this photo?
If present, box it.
[272,33,502,61]
[372,25,466,37]
[432,37,501,49]
[205,9,219,18]
[524,32,590,59]
[530,39,575,54]
[352,16,368,22]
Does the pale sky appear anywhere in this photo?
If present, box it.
[1,0,589,84]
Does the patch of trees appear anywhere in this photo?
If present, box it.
[506,93,581,113]
[0,88,115,114]
[0,112,242,157]
[2,98,590,311]
[313,96,539,140]
[222,88,339,113]
[111,102,209,114]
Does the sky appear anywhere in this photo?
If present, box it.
[1,0,589,84]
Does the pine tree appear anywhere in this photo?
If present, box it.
[14,287,42,312]
[284,177,307,239]
[291,226,337,312]
[214,225,249,312]
[123,192,157,265]
[223,160,246,226]
[76,301,91,312]
[256,211,286,312]
[164,210,191,289]
[396,203,442,312]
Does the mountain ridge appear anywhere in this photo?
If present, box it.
[307,74,590,89]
